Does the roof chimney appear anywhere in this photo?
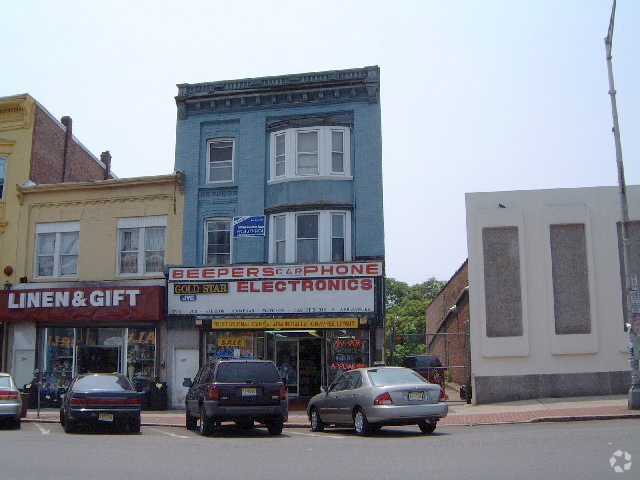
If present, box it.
[60,116,72,182]
[100,151,111,179]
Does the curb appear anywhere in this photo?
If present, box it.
[23,413,640,428]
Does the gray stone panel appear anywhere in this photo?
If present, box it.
[550,224,591,334]
[474,371,631,404]
[482,227,523,337]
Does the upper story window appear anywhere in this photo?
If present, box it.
[205,218,231,265]
[269,126,350,181]
[207,139,234,183]
[268,211,351,263]
[34,222,80,278]
[117,216,167,276]
[0,157,6,199]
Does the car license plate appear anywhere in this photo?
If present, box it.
[408,391,424,401]
[241,387,257,397]
[98,413,114,422]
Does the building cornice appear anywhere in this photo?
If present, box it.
[176,66,380,119]
[16,173,183,205]
[0,95,34,131]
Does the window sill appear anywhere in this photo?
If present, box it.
[268,175,353,186]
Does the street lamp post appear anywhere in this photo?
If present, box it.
[604,0,640,410]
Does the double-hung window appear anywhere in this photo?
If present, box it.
[269,211,351,263]
[207,139,234,183]
[117,216,166,276]
[205,218,231,265]
[34,222,80,278]
[269,126,350,181]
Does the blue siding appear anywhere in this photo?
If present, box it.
[175,68,384,266]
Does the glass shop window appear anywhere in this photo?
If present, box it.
[326,329,370,385]
[127,328,156,383]
[206,331,256,362]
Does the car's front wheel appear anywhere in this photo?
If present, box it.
[418,420,437,434]
[353,409,371,436]
[310,408,324,432]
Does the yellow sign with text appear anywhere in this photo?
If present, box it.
[211,318,360,330]
[217,337,247,347]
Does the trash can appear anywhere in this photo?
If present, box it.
[132,378,152,410]
[20,393,29,418]
[148,382,168,411]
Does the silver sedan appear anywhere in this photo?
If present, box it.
[307,366,447,435]
[0,373,22,429]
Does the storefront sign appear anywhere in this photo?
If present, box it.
[168,278,374,315]
[173,283,229,294]
[211,318,360,329]
[0,285,164,323]
[169,261,383,281]
[217,337,247,346]
[233,216,265,237]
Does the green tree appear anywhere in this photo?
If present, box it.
[384,276,446,364]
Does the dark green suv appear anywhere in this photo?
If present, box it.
[183,359,288,436]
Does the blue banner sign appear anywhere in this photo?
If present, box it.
[233,216,265,237]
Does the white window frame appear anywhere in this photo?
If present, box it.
[268,211,351,263]
[116,216,167,276]
[34,222,80,279]
[206,138,235,184]
[269,126,351,182]
[204,218,233,266]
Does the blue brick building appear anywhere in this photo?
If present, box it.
[167,67,384,404]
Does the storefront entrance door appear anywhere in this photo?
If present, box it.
[275,339,299,397]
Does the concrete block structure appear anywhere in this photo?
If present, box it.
[466,186,638,404]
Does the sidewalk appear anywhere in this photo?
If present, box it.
[23,394,640,428]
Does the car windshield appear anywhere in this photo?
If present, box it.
[367,368,428,386]
[73,375,133,391]
[0,376,11,388]
[216,362,281,383]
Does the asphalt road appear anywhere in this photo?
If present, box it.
[0,419,638,480]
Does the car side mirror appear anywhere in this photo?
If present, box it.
[182,378,193,388]
[320,386,328,394]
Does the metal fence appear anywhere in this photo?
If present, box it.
[387,328,471,403]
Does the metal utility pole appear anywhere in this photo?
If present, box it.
[604,0,640,409]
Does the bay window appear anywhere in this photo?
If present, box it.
[269,211,351,263]
[269,126,350,181]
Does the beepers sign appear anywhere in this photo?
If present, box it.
[169,261,383,281]
[0,286,164,323]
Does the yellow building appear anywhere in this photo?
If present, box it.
[0,162,183,398]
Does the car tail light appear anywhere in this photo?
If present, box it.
[438,389,446,402]
[279,385,287,401]
[207,386,219,401]
[126,397,142,406]
[374,392,393,405]
[0,390,18,400]
[70,397,86,406]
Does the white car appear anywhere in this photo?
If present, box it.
[0,373,22,429]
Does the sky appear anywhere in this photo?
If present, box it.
[3,0,639,286]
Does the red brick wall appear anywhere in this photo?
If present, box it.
[30,106,111,184]
[425,260,469,385]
